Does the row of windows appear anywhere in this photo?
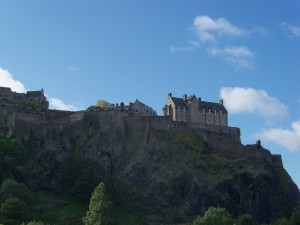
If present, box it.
[176,108,224,115]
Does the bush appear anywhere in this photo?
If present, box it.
[272,217,289,225]
[192,207,234,225]
[0,179,32,204]
[0,197,31,225]
[61,215,83,225]
[289,208,300,225]
[21,221,47,225]
[236,214,256,225]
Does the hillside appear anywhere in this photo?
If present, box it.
[0,105,299,224]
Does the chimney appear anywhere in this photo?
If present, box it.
[168,93,172,98]
[198,97,201,102]
[183,94,187,101]
[219,99,224,105]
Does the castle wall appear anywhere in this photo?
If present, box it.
[272,154,283,167]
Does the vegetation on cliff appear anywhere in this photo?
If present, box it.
[0,113,299,224]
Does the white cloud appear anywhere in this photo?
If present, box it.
[257,120,300,152]
[0,68,26,93]
[171,15,266,70]
[0,67,78,111]
[281,22,300,37]
[193,15,246,42]
[170,40,200,53]
[170,46,195,53]
[188,40,200,48]
[220,87,288,117]
[49,98,78,111]
[207,46,254,69]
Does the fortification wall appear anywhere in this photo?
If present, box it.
[125,116,172,130]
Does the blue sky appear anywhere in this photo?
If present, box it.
[0,0,299,188]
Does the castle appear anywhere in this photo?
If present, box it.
[162,93,228,126]
[0,86,283,168]
[0,87,227,127]
[0,86,49,110]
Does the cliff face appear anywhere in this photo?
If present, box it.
[0,108,299,224]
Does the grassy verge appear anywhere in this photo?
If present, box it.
[31,191,139,225]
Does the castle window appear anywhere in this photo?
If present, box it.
[178,106,181,111]
[135,106,139,112]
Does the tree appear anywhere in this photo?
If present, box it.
[96,100,111,108]
[61,215,83,225]
[0,179,32,204]
[59,156,104,202]
[236,214,256,225]
[0,135,25,181]
[289,208,300,225]
[192,207,234,225]
[83,182,116,225]
[272,217,289,225]
[21,221,46,225]
[0,197,31,225]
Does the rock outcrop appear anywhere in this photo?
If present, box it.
[0,107,299,224]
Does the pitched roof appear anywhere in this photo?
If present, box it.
[170,95,227,112]
[199,101,227,112]
[170,97,186,106]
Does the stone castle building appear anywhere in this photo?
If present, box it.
[0,86,49,110]
[162,93,228,126]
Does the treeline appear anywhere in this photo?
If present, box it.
[189,206,300,225]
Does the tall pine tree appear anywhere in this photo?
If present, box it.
[83,182,115,225]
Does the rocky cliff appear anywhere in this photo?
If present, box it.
[0,108,299,224]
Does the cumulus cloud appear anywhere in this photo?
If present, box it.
[49,98,78,111]
[0,68,26,93]
[193,15,246,42]
[220,87,288,117]
[256,120,300,152]
[281,22,300,37]
[0,67,78,111]
[207,46,254,69]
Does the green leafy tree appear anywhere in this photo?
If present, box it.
[0,134,25,181]
[290,208,300,225]
[272,217,289,225]
[59,156,104,202]
[237,214,256,225]
[192,207,234,225]
[61,215,83,225]
[21,221,46,225]
[0,179,32,204]
[0,197,31,225]
[96,100,111,108]
[83,182,116,225]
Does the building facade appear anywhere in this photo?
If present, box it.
[129,99,157,116]
[162,93,228,126]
